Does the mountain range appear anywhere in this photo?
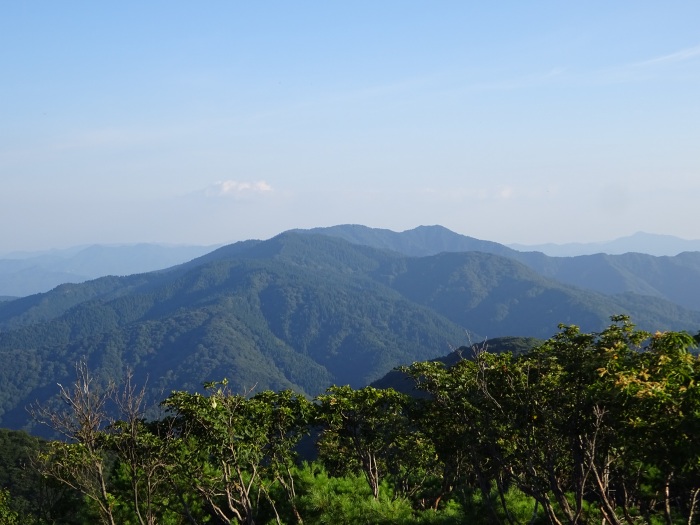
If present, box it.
[301,225,700,312]
[3,229,699,298]
[509,231,700,257]
[0,225,699,433]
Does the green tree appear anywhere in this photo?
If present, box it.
[315,385,412,500]
[0,488,21,525]
[603,329,700,525]
[104,370,175,525]
[31,360,117,525]
[162,381,312,525]
[247,389,314,523]
[503,318,648,525]
[405,316,700,525]
[405,349,522,522]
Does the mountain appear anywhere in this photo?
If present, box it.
[1,231,699,433]
[0,243,219,297]
[369,250,700,336]
[7,226,700,313]
[508,232,700,257]
[297,224,517,258]
[510,251,700,312]
[0,234,468,431]
[301,225,700,313]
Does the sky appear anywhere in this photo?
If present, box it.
[2,2,699,253]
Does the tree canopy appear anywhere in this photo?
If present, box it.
[3,316,699,524]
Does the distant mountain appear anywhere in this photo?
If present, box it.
[0,243,218,297]
[8,227,700,313]
[1,231,699,433]
[509,232,700,257]
[297,224,517,258]
[301,225,700,313]
[370,250,700,336]
[511,251,700,312]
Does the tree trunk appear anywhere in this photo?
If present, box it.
[664,473,674,525]
[541,493,565,525]
[590,460,621,525]
[495,473,517,525]
[473,459,502,525]
[687,487,700,525]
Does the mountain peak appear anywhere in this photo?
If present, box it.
[293,224,515,258]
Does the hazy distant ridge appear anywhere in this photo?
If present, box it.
[508,232,700,257]
[0,244,218,297]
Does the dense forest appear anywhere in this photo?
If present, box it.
[1,316,699,525]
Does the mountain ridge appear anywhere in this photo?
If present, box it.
[0,243,219,297]
[508,231,700,257]
[299,225,700,312]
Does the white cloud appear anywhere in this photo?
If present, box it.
[206,180,273,197]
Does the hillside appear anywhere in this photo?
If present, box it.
[0,234,467,430]
[303,225,700,312]
[1,232,699,433]
[512,251,700,311]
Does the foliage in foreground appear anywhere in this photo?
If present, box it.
[3,316,700,524]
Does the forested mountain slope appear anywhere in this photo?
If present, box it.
[0,232,698,432]
[303,225,700,312]
[514,250,700,311]
[298,224,517,258]
[0,234,465,430]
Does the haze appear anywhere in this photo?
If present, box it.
[2,2,699,253]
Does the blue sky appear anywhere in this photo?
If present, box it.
[2,2,699,252]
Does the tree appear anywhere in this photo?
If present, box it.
[405,316,700,525]
[503,318,650,525]
[162,381,312,525]
[405,349,523,522]
[315,385,412,500]
[31,359,117,525]
[104,370,175,525]
[604,329,700,525]
[247,389,314,524]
